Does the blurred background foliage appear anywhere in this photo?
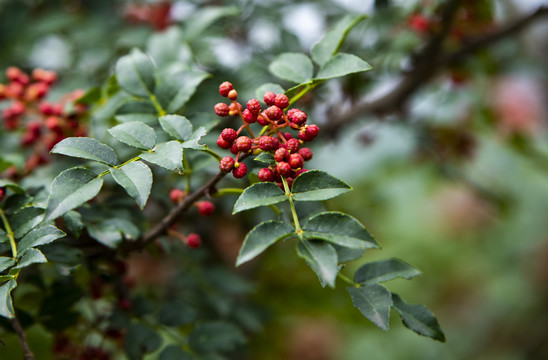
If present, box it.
[1,0,548,359]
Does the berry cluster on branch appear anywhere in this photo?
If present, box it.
[214,81,318,189]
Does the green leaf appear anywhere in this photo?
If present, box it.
[189,321,246,353]
[14,248,47,269]
[0,257,16,272]
[302,212,378,249]
[158,301,198,326]
[181,127,207,150]
[335,246,365,262]
[156,69,211,113]
[254,152,276,165]
[51,137,118,166]
[392,293,446,342]
[0,279,16,318]
[236,221,294,266]
[87,219,139,248]
[116,48,156,97]
[347,284,392,331]
[291,170,352,201]
[10,206,45,239]
[0,180,24,194]
[125,323,162,360]
[315,53,372,80]
[296,241,340,288]
[75,87,101,105]
[115,113,157,124]
[159,114,193,141]
[62,211,84,237]
[355,258,422,284]
[269,53,314,84]
[255,83,285,101]
[160,346,191,360]
[46,168,104,221]
[108,121,156,150]
[311,14,366,66]
[2,194,32,215]
[232,182,286,214]
[17,225,66,256]
[110,161,153,209]
[140,141,183,171]
[184,6,240,41]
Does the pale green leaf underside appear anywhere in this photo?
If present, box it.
[51,137,118,166]
[269,53,313,84]
[233,182,287,214]
[110,161,153,209]
[236,221,294,266]
[347,284,392,331]
[297,241,340,288]
[108,121,156,150]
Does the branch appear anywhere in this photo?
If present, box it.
[327,4,548,133]
[10,316,34,360]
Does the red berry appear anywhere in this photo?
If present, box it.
[298,147,313,161]
[258,168,276,182]
[286,176,295,188]
[283,132,293,140]
[230,142,239,154]
[242,109,257,123]
[284,138,300,153]
[27,121,41,136]
[247,99,261,114]
[186,233,202,248]
[232,162,248,178]
[264,105,283,121]
[219,81,233,97]
[186,233,202,249]
[221,128,238,142]
[219,156,235,172]
[45,116,62,132]
[217,135,232,149]
[0,188,4,201]
[196,201,215,216]
[257,115,270,126]
[21,132,37,146]
[293,168,308,178]
[299,124,319,142]
[274,94,289,109]
[258,136,279,151]
[409,14,429,33]
[215,103,229,117]
[11,101,25,117]
[277,162,291,177]
[6,66,21,81]
[235,136,252,152]
[274,147,289,162]
[170,189,185,204]
[228,102,242,116]
[288,153,304,169]
[228,89,238,101]
[287,109,307,125]
[118,299,132,311]
[38,101,54,115]
[263,91,276,106]
[5,82,23,98]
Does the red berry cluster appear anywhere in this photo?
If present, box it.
[0,67,88,175]
[214,82,317,189]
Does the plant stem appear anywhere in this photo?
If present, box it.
[202,147,223,162]
[11,316,34,360]
[281,176,302,239]
[213,188,244,197]
[0,208,17,258]
[149,94,166,116]
[337,272,356,286]
[183,153,191,193]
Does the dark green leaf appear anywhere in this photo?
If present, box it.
[0,279,16,318]
[156,69,211,113]
[125,323,162,360]
[140,141,183,171]
[302,212,378,249]
[51,137,118,166]
[335,246,365,262]
[355,258,422,284]
[0,257,16,272]
[62,211,83,237]
[269,53,314,84]
[189,321,246,353]
[75,87,101,105]
[115,113,158,124]
[255,83,285,101]
[158,301,198,326]
[110,161,152,209]
[0,180,24,194]
[2,194,32,215]
[233,182,286,214]
[46,168,104,221]
[347,284,392,331]
[184,6,240,41]
[291,170,352,201]
[311,14,367,66]
[181,127,207,150]
[17,225,66,256]
[392,293,446,342]
[14,248,47,269]
[116,48,156,97]
[236,221,294,266]
[108,121,156,150]
[315,53,372,80]
[40,242,82,267]
[159,114,193,141]
[296,241,340,288]
[160,346,191,360]
[87,219,135,248]
[254,152,275,165]
[10,206,45,239]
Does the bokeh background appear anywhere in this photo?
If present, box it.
[1,0,548,359]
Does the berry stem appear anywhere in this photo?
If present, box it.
[0,208,17,258]
[288,83,317,107]
[337,272,356,286]
[202,147,223,162]
[281,176,303,239]
[213,188,244,196]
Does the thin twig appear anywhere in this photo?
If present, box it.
[10,316,34,360]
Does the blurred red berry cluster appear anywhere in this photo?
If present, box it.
[215,82,317,189]
[0,66,88,176]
